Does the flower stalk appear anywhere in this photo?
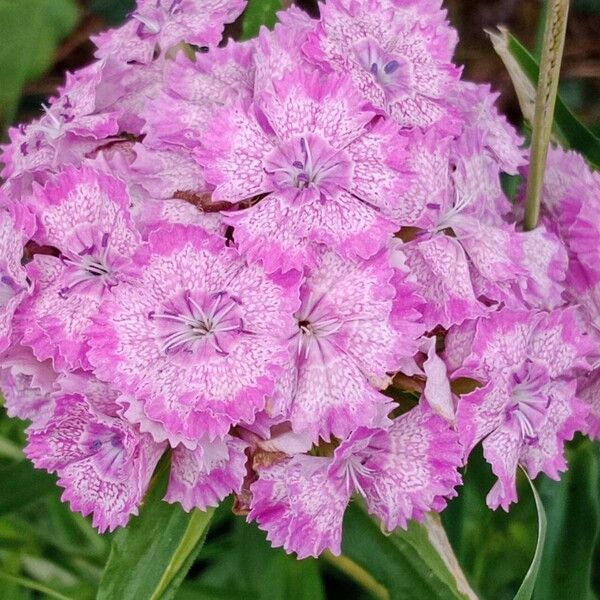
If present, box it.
[524,0,570,230]
[323,551,390,600]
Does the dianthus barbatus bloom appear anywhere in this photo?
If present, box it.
[0,343,57,428]
[93,0,248,64]
[253,9,317,94]
[269,246,424,441]
[25,383,165,532]
[196,69,410,273]
[0,63,121,183]
[165,434,248,511]
[0,201,33,352]
[143,41,255,152]
[394,130,566,329]
[89,224,300,445]
[249,404,462,558]
[452,308,592,509]
[18,166,141,372]
[448,81,526,180]
[536,146,600,435]
[303,0,460,130]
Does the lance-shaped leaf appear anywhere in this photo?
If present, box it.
[97,459,214,600]
[533,439,600,600]
[488,27,600,169]
[338,503,476,600]
[514,471,547,600]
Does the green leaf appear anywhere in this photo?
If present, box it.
[488,26,600,169]
[339,503,475,600]
[0,0,79,129]
[0,460,58,516]
[188,516,325,600]
[0,571,72,600]
[262,553,325,600]
[533,439,600,600]
[97,460,214,600]
[241,0,282,40]
[522,0,569,230]
[514,471,547,600]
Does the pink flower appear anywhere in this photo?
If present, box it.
[0,344,57,427]
[19,166,141,371]
[0,201,33,352]
[253,10,317,93]
[89,224,300,445]
[400,235,487,329]
[196,69,409,272]
[394,131,566,329]
[303,0,460,130]
[130,144,208,200]
[271,246,423,441]
[165,435,248,511]
[448,82,526,177]
[143,41,255,150]
[249,404,462,558]
[93,0,247,63]
[454,308,592,509]
[25,381,165,532]
[0,62,122,181]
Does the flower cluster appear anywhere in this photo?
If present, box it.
[0,0,598,558]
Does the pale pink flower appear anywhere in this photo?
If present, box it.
[19,166,141,371]
[303,0,460,130]
[269,246,423,441]
[93,0,247,63]
[88,224,300,445]
[196,69,409,272]
[165,435,248,511]
[25,384,165,532]
[249,404,462,558]
[454,308,592,509]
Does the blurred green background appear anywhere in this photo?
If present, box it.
[0,1,599,598]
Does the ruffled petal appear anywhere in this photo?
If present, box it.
[249,454,350,558]
[166,436,248,511]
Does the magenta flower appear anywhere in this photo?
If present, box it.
[454,308,592,509]
[270,246,423,441]
[165,435,248,511]
[197,69,410,272]
[19,166,141,371]
[93,0,247,64]
[303,0,460,130]
[143,41,255,151]
[0,344,57,428]
[25,383,165,532]
[249,404,462,558]
[0,62,122,182]
[89,224,300,445]
[0,201,33,352]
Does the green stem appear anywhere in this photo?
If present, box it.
[149,507,214,600]
[323,551,390,600]
[524,0,570,231]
